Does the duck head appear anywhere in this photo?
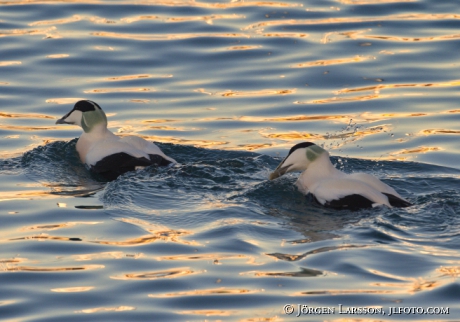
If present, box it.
[56,100,107,133]
[269,142,326,180]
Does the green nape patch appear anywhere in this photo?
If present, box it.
[81,110,107,133]
[306,145,325,161]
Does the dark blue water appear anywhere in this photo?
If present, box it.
[1,0,460,321]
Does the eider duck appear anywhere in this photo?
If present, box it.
[269,142,412,210]
[56,100,176,180]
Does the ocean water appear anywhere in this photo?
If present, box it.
[1,0,460,321]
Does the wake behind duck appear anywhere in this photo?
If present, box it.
[269,142,412,210]
[56,100,176,180]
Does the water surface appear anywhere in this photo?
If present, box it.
[1,0,459,321]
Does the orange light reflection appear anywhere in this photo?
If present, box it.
[243,14,460,31]
[75,306,135,314]
[292,55,374,68]
[149,287,263,298]
[111,267,201,280]
[91,31,250,41]
[0,61,21,66]
[51,286,94,292]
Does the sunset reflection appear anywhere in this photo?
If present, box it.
[72,251,143,261]
[100,74,172,81]
[220,89,296,97]
[121,13,244,25]
[20,221,101,231]
[29,14,82,26]
[5,264,104,272]
[0,190,60,201]
[1,1,459,321]
[421,129,460,135]
[177,310,233,316]
[150,287,262,298]
[156,253,246,262]
[388,146,441,160]
[76,306,135,314]
[243,13,460,30]
[336,79,460,94]
[46,98,86,104]
[261,125,390,143]
[0,61,21,66]
[243,267,324,277]
[93,217,197,246]
[51,286,94,292]
[91,31,250,41]
[84,87,152,93]
[0,112,54,119]
[111,267,200,280]
[292,55,374,68]
[438,266,460,278]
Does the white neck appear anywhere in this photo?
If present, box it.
[298,152,344,189]
[84,123,111,137]
[76,124,115,163]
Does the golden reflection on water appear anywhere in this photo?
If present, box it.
[263,32,308,38]
[5,264,104,272]
[150,287,263,298]
[297,289,395,295]
[310,93,386,104]
[267,245,365,262]
[72,251,143,261]
[93,234,193,246]
[141,119,177,123]
[226,45,262,51]
[91,31,250,41]
[292,55,374,68]
[29,14,82,26]
[0,26,60,39]
[385,146,441,160]
[336,79,460,94]
[220,89,296,97]
[100,74,172,81]
[338,0,416,4]
[51,286,94,292]
[84,87,152,93]
[438,266,460,278]
[156,253,247,262]
[365,33,460,42]
[139,0,301,9]
[306,79,460,104]
[0,257,28,265]
[111,267,201,280]
[46,54,69,58]
[0,112,54,119]
[0,61,21,66]
[93,217,197,246]
[0,190,60,201]
[244,267,324,277]
[9,234,82,242]
[129,99,151,103]
[421,129,460,135]
[122,13,244,25]
[0,124,57,131]
[177,310,234,316]
[75,306,135,314]
[46,98,86,104]
[20,221,101,231]
[119,132,229,148]
[243,14,460,31]
[262,124,390,143]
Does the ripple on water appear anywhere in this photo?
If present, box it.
[1,0,460,320]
